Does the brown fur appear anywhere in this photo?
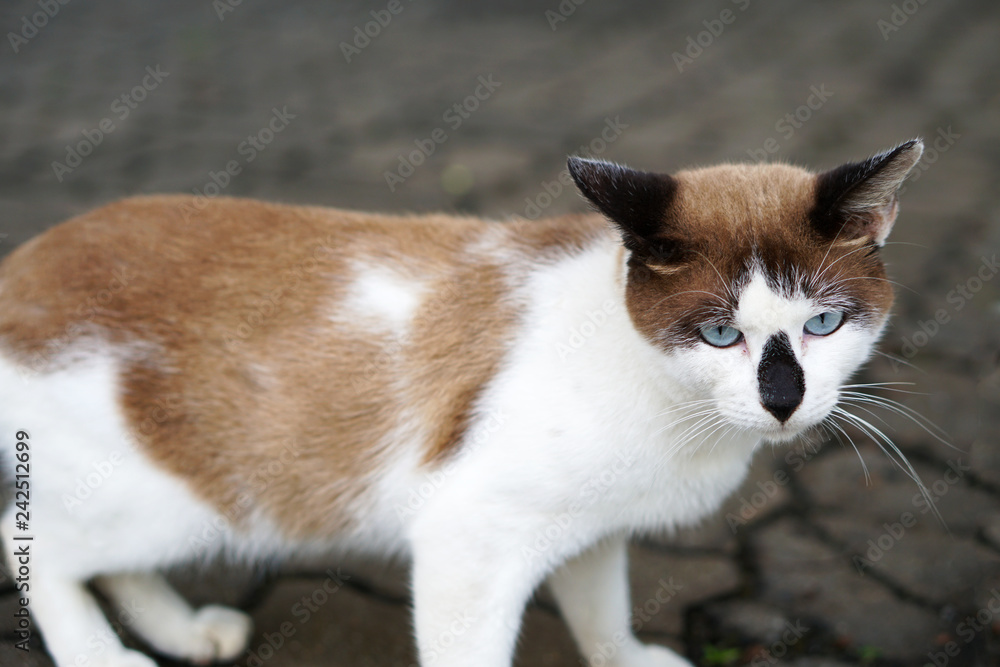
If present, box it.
[0,196,605,536]
[624,164,893,350]
[0,157,899,536]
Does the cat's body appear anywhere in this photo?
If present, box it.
[0,141,923,667]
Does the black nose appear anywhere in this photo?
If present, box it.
[758,332,805,423]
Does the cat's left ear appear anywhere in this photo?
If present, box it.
[567,157,678,259]
[811,139,924,245]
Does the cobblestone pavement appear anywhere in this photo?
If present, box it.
[1,0,999,665]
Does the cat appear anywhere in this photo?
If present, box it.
[0,139,923,667]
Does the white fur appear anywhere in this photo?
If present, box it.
[340,265,425,336]
[0,235,886,667]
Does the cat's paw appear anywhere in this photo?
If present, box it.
[187,605,254,663]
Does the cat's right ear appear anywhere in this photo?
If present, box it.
[811,139,924,245]
[567,157,679,261]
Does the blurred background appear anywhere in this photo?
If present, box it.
[1,0,999,665]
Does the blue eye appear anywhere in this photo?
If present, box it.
[700,324,743,347]
[804,311,844,336]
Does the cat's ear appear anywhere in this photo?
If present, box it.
[567,157,678,259]
[811,139,923,245]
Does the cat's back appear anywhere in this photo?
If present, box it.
[0,195,612,539]
[0,195,493,355]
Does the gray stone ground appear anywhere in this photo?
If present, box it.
[0,0,999,665]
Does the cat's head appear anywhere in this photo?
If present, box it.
[568,140,923,443]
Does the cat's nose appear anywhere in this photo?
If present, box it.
[758,332,805,424]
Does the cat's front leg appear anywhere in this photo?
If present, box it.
[409,522,541,667]
[547,536,693,667]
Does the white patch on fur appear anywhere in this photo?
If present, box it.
[339,266,425,336]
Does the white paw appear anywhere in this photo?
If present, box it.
[189,605,254,662]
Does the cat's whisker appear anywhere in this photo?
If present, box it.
[660,413,730,465]
[838,391,954,447]
[651,398,718,420]
[822,275,923,297]
[667,411,725,445]
[691,250,738,305]
[823,414,871,485]
[841,381,923,394]
[869,349,927,374]
[648,290,731,309]
[880,240,929,249]
[691,417,731,457]
[812,218,859,285]
[811,238,884,291]
[831,406,945,528]
[651,407,720,437]
[707,422,742,456]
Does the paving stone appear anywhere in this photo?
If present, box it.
[245,574,609,667]
[2,1,1000,665]
[516,606,586,667]
[0,642,53,667]
[662,449,795,550]
[166,561,264,610]
[627,543,743,636]
[816,513,1000,605]
[0,591,29,637]
[980,511,1000,551]
[702,599,792,646]
[798,445,996,533]
[244,575,415,667]
[752,518,944,662]
[858,360,1000,475]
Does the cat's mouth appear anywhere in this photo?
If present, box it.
[758,419,816,443]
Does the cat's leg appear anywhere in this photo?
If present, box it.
[409,522,543,667]
[0,511,156,667]
[94,572,253,663]
[546,536,692,667]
